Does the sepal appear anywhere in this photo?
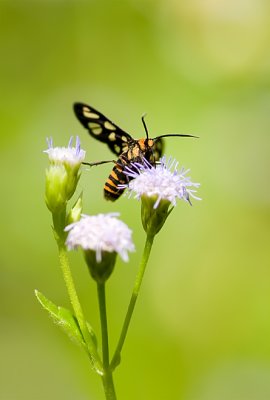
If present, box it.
[84,250,117,283]
[66,195,83,226]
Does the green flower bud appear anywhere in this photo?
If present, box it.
[141,195,172,236]
[84,250,117,283]
[44,137,86,213]
[45,164,69,213]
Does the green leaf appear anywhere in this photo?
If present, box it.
[35,290,97,349]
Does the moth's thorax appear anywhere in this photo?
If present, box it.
[137,138,154,150]
[122,138,155,162]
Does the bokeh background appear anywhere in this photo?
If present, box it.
[1,0,270,399]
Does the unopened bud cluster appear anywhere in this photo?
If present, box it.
[44,137,85,213]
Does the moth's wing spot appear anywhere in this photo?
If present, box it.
[114,144,121,153]
[121,136,128,142]
[88,122,102,135]
[108,132,116,141]
[82,107,100,119]
[104,121,116,130]
[122,143,129,152]
[88,112,100,119]
[82,106,90,114]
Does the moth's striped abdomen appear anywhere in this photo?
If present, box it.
[104,160,128,201]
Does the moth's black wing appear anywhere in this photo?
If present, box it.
[152,138,164,161]
[73,103,133,156]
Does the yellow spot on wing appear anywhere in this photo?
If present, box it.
[114,145,121,153]
[83,107,100,119]
[108,132,116,141]
[104,121,116,130]
[89,122,102,135]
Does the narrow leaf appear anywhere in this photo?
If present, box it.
[35,290,88,348]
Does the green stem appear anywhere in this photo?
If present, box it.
[97,282,117,400]
[52,209,102,373]
[58,243,103,375]
[52,208,67,242]
[97,282,110,368]
[110,234,155,371]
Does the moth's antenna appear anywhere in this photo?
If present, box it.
[154,133,199,139]
[141,113,149,139]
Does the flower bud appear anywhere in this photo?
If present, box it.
[45,164,69,213]
[44,137,86,213]
[84,250,117,283]
[141,195,171,236]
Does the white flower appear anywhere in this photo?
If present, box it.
[65,213,135,262]
[44,136,85,167]
[121,156,201,208]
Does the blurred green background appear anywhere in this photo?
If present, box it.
[1,0,270,399]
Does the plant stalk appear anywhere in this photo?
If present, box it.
[110,234,155,370]
[58,243,103,374]
[97,282,117,400]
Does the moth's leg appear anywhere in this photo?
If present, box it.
[82,160,116,167]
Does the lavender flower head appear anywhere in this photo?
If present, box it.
[121,156,201,208]
[65,213,135,263]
